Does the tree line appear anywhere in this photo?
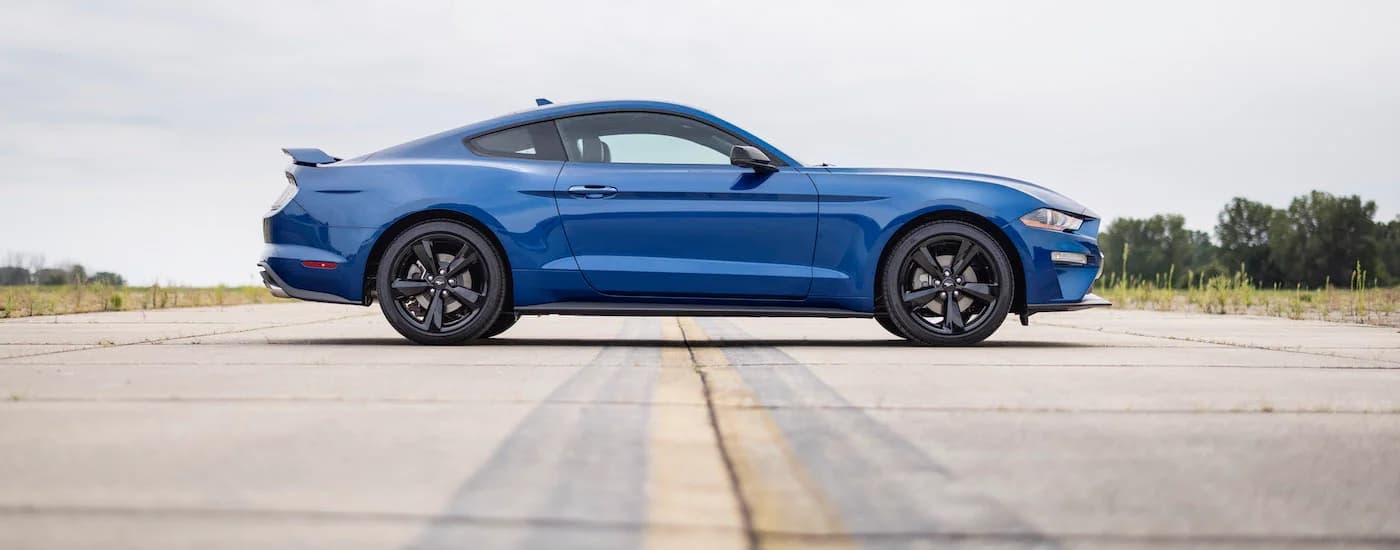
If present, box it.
[4,192,1396,290]
[0,254,125,287]
[1100,190,1400,288]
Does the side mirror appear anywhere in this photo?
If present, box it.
[730,145,778,173]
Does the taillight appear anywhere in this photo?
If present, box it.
[269,172,298,213]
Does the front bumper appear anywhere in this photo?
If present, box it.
[1025,292,1112,314]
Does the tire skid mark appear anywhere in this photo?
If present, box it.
[696,318,1058,549]
[408,318,661,550]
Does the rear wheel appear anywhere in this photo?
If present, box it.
[375,221,506,345]
[880,221,1015,346]
[481,312,520,338]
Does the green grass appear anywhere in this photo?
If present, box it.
[5,275,1398,327]
[0,284,289,318]
[1097,269,1400,327]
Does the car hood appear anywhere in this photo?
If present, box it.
[818,167,1097,219]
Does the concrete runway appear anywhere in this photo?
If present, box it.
[1,303,1398,549]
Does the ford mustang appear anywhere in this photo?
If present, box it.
[261,99,1108,345]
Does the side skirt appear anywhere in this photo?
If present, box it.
[515,301,872,318]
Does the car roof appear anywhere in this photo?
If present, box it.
[461,99,715,134]
[365,99,799,166]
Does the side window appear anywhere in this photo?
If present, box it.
[466,121,565,161]
[555,112,751,165]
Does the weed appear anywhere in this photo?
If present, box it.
[0,285,288,318]
[1099,265,1399,327]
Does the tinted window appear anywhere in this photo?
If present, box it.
[555,112,750,165]
[467,122,565,160]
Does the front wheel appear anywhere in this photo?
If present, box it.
[873,313,910,340]
[879,221,1015,346]
[376,221,507,345]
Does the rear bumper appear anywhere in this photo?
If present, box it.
[1025,293,1112,314]
[258,261,363,305]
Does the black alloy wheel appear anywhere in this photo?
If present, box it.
[376,221,506,345]
[880,221,1014,346]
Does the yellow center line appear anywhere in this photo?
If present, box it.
[644,318,747,549]
[644,317,854,550]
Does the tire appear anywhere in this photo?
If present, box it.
[480,312,520,339]
[376,221,507,345]
[873,312,911,340]
[880,221,1015,346]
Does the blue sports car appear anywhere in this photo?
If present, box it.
[261,99,1108,346]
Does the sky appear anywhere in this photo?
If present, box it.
[2,0,1397,286]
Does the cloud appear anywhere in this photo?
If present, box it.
[2,0,1397,285]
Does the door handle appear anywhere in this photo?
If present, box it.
[567,185,618,199]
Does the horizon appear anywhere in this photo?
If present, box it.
[3,187,1396,286]
[4,1,1398,286]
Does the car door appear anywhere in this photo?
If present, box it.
[551,111,819,299]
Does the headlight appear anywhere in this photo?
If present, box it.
[1020,208,1084,232]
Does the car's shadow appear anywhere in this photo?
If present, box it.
[263,337,1096,348]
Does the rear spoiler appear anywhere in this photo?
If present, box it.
[282,148,341,167]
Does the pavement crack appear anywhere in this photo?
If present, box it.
[0,503,729,533]
[676,317,760,550]
[0,312,375,362]
[3,397,1396,415]
[1041,321,1400,366]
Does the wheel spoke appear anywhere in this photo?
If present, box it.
[943,292,965,332]
[413,240,438,274]
[448,286,482,310]
[391,279,431,297]
[424,291,444,331]
[912,245,943,276]
[444,247,479,278]
[950,238,978,275]
[959,282,997,304]
[902,287,940,308]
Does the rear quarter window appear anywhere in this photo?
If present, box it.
[466,122,566,161]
